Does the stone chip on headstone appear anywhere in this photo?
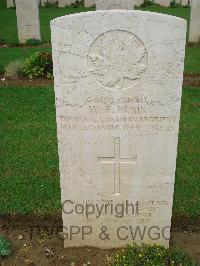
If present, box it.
[51,10,186,248]
[15,0,41,43]
[96,0,134,9]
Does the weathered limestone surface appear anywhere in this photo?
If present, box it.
[189,0,200,42]
[15,0,41,43]
[51,10,186,248]
[96,0,134,9]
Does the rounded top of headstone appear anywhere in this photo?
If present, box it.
[50,10,187,28]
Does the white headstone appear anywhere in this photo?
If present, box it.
[84,0,95,7]
[189,0,200,42]
[134,0,144,6]
[51,10,186,248]
[48,0,58,3]
[154,0,170,7]
[15,0,41,43]
[58,0,71,7]
[96,0,134,10]
[179,0,190,5]
[181,0,188,6]
[41,0,48,6]
[7,0,15,8]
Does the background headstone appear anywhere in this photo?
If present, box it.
[177,0,190,5]
[58,0,71,7]
[134,0,144,6]
[40,0,48,6]
[15,0,41,43]
[181,0,189,5]
[96,0,134,10]
[189,0,200,42]
[7,0,15,8]
[48,0,58,3]
[84,0,95,7]
[51,11,186,248]
[154,0,170,7]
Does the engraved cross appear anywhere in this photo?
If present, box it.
[98,137,137,195]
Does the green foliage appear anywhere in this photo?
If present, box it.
[24,51,53,79]
[41,2,57,8]
[71,0,83,8]
[0,38,6,45]
[141,0,154,7]
[25,39,42,46]
[109,244,197,266]
[170,0,179,7]
[5,60,24,78]
[0,236,11,258]
[7,40,20,47]
[0,47,52,74]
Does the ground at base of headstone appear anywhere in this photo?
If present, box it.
[0,216,200,265]
[0,73,200,88]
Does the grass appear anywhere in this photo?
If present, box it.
[138,5,190,21]
[185,47,200,73]
[0,86,199,216]
[0,86,60,214]
[173,88,200,217]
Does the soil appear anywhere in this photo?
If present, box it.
[0,215,200,266]
[0,75,53,87]
[0,73,200,88]
[187,42,200,48]
[0,44,51,49]
[183,73,200,88]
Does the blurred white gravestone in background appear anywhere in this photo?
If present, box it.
[58,0,71,7]
[96,0,134,9]
[134,0,144,6]
[7,0,15,8]
[51,10,186,248]
[154,0,170,7]
[84,0,95,7]
[15,0,41,43]
[189,0,200,42]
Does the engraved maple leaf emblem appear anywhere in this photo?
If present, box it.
[88,32,147,90]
